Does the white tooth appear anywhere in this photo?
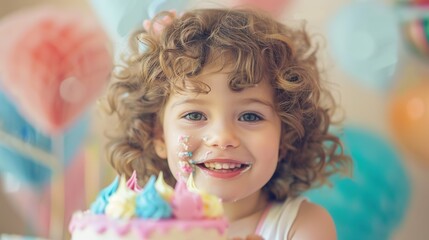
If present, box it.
[228,163,235,169]
[210,163,215,169]
[222,163,229,169]
[215,163,222,169]
[237,164,241,168]
[204,163,210,168]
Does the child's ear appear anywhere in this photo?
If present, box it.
[153,122,167,159]
[154,139,167,159]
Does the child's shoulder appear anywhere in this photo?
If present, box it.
[289,200,336,240]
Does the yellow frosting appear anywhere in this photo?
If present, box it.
[105,175,137,219]
[187,174,224,218]
[155,172,174,202]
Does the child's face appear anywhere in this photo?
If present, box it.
[155,64,282,202]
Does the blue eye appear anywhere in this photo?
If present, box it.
[183,112,206,121]
[239,113,262,122]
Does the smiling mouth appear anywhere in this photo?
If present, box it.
[198,162,248,171]
[194,161,252,179]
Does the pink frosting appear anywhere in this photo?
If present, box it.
[70,174,228,238]
[172,180,203,219]
[69,212,228,239]
[126,171,142,192]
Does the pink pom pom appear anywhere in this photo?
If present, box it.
[0,6,113,134]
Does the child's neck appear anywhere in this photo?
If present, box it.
[223,190,269,237]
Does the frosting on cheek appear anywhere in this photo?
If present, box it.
[190,150,212,164]
[176,135,195,176]
[175,135,215,177]
[179,161,194,175]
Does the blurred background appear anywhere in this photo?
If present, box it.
[0,0,428,239]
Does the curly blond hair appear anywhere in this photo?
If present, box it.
[105,8,351,201]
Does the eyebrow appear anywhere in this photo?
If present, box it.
[170,99,208,109]
[239,98,275,109]
[170,98,274,109]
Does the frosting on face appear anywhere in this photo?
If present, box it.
[177,135,196,176]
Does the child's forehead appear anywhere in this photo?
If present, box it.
[199,58,233,76]
[168,78,274,103]
[173,58,272,93]
[194,53,263,80]
[163,49,272,96]
[172,68,274,98]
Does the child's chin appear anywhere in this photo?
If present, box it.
[206,189,246,203]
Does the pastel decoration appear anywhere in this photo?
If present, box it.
[136,175,172,219]
[395,0,429,6]
[4,152,87,237]
[389,82,429,166]
[416,0,429,5]
[46,152,87,236]
[0,6,113,135]
[0,89,90,187]
[233,0,290,18]
[90,176,120,214]
[305,126,410,240]
[90,0,188,38]
[89,0,129,39]
[172,179,203,220]
[401,16,429,58]
[146,0,188,19]
[328,1,399,91]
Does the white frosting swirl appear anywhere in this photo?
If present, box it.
[105,175,137,219]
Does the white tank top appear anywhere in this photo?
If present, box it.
[255,197,306,240]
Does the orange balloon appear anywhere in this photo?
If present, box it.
[389,82,429,166]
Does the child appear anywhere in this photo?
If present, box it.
[104,8,351,240]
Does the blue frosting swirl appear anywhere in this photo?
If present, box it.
[136,175,172,219]
[90,176,119,214]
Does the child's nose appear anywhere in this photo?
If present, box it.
[203,123,240,150]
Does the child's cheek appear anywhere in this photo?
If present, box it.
[172,134,201,178]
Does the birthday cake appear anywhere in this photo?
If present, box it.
[69,172,228,240]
